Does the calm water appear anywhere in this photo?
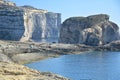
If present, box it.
[25,52,120,80]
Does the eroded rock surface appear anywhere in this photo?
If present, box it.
[59,14,119,46]
[0,62,69,80]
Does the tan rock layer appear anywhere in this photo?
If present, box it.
[0,62,69,80]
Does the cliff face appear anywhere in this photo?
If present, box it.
[0,0,16,6]
[0,4,25,40]
[0,0,61,41]
[59,14,119,46]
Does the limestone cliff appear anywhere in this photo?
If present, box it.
[59,14,119,46]
[0,0,61,41]
[0,0,16,6]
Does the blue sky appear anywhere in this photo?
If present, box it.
[11,0,120,27]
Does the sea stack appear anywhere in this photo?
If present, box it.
[59,14,119,46]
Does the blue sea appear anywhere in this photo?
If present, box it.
[25,51,120,80]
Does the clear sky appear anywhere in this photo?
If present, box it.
[11,0,120,27]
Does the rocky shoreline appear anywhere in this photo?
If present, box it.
[0,61,69,80]
[1,40,120,64]
[0,40,89,64]
[0,40,73,80]
[1,34,120,79]
[0,40,120,80]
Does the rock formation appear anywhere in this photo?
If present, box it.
[0,0,16,6]
[59,14,119,46]
[0,0,61,41]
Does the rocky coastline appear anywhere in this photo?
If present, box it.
[0,40,120,79]
[1,40,120,64]
[0,40,73,80]
[0,61,69,80]
[0,0,120,80]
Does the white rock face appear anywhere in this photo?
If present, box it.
[0,0,16,6]
[22,11,61,41]
[0,1,61,41]
[59,14,120,46]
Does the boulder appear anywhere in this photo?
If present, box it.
[59,14,119,46]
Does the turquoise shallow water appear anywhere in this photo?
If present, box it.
[25,52,120,80]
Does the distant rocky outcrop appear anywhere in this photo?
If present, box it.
[59,14,119,46]
[0,0,61,41]
[103,40,120,51]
